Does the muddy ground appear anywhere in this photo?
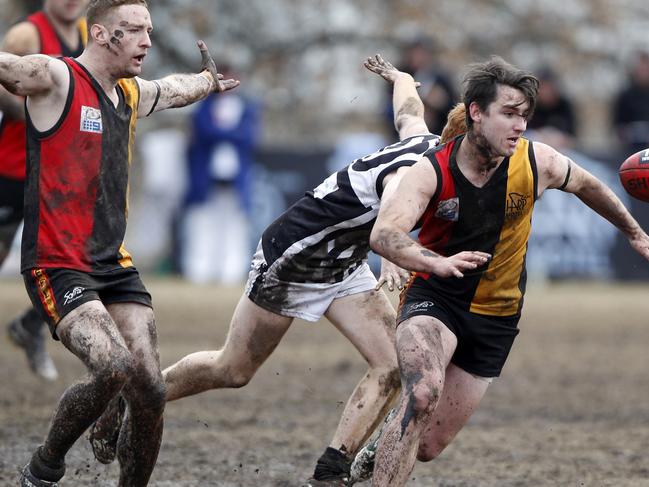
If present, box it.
[1,278,649,486]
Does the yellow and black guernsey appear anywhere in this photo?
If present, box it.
[22,58,139,273]
[417,134,538,317]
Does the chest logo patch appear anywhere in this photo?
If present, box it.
[80,106,103,134]
[506,192,529,221]
[435,197,459,221]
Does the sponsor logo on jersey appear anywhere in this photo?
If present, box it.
[435,197,459,221]
[63,286,85,306]
[80,106,102,133]
[506,192,529,221]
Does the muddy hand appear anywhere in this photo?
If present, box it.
[364,54,420,86]
[197,40,239,93]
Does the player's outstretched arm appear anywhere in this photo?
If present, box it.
[137,40,239,117]
[370,157,490,278]
[364,53,429,140]
[0,21,41,120]
[0,53,66,97]
[535,142,649,260]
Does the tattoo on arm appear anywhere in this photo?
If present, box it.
[420,249,440,259]
[156,72,212,110]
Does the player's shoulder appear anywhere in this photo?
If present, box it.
[529,139,563,165]
[3,21,40,55]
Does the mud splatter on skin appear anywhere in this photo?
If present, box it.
[396,97,423,119]
[157,74,213,110]
[110,29,124,46]
[42,308,130,463]
[116,312,166,486]
[245,319,284,368]
[397,324,443,440]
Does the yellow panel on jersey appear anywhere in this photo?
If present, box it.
[117,78,140,268]
[470,138,536,316]
[78,18,88,46]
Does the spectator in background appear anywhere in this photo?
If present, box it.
[527,66,576,149]
[385,37,457,138]
[613,50,649,155]
[177,63,261,284]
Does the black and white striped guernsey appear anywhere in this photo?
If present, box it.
[260,133,440,284]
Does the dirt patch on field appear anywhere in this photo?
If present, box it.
[1,278,649,486]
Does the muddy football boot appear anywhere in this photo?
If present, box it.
[348,408,397,485]
[20,465,60,487]
[20,448,65,487]
[302,447,351,486]
[7,313,58,381]
[89,395,126,464]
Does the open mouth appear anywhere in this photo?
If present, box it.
[134,54,146,63]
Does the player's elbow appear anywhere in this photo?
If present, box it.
[370,224,392,256]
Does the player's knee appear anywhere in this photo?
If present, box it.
[129,368,166,412]
[416,438,447,462]
[409,380,441,418]
[95,347,132,392]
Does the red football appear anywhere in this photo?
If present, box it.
[619,148,649,202]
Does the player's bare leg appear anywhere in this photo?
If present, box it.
[415,363,489,461]
[21,301,133,485]
[372,316,456,487]
[163,295,293,400]
[108,303,166,487]
[306,290,400,485]
[89,296,293,465]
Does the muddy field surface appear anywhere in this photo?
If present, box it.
[1,278,649,487]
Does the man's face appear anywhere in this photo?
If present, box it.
[45,0,88,24]
[471,85,529,158]
[102,5,153,77]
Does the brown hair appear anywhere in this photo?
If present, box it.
[86,0,148,26]
[440,103,467,143]
[462,56,539,129]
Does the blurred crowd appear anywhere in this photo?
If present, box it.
[2,3,649,282]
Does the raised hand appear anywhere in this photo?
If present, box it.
[197,40,239,93]
[364,54,419,86]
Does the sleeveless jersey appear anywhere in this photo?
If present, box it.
[0,12,87,181]
[417,135,538,316]
[22,58,139,273]
[261,134,440,283]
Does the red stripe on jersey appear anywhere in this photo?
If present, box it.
[28,11,65,54]
[34,59,102,271]
[417,139,458,260]
[0,11,83,180]
[414,140,458,281]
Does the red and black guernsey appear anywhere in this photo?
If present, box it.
[22,58,139,273]
[415,134,538,317]
[0,12,87,181]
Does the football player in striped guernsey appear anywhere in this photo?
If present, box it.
[367,56,649,487]
[1,0,89,382]
[0,1,239,485]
